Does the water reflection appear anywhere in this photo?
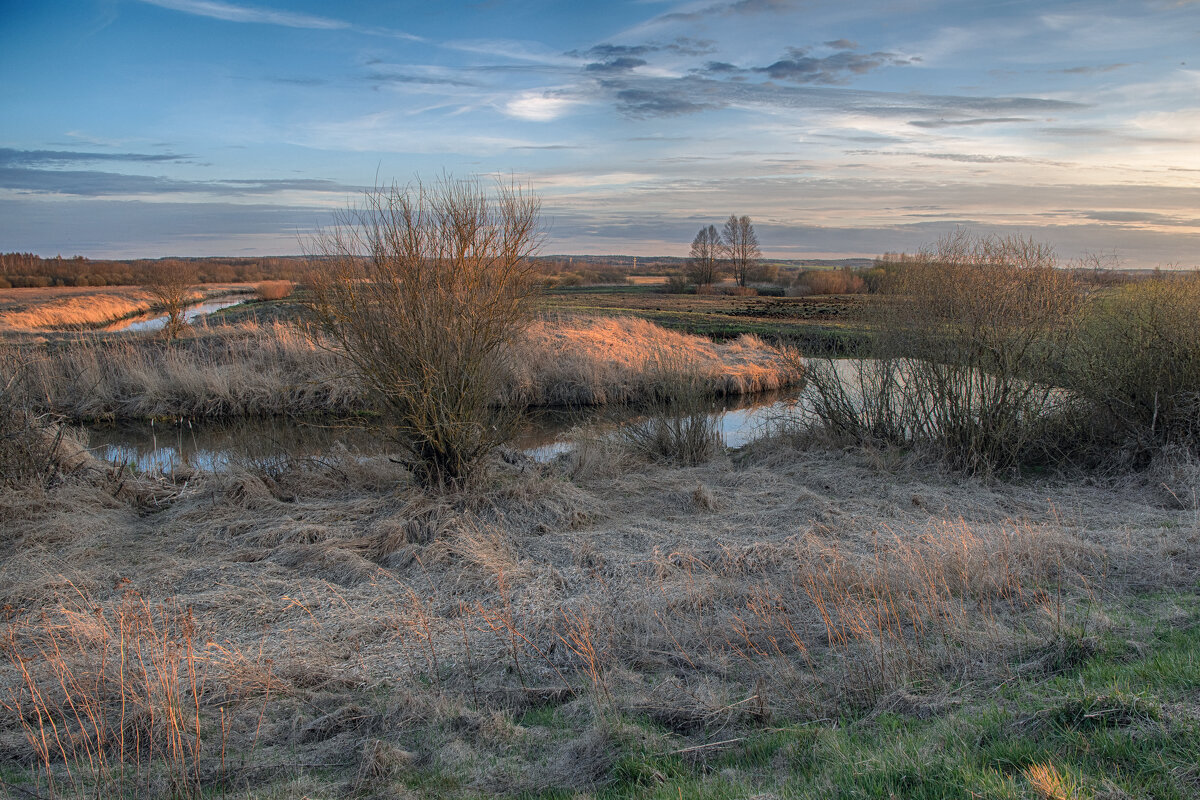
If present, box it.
[87,389,805,474]
[106,295,249,333]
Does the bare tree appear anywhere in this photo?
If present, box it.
[687,225,722,286]
[721,215,762,287]
[306,177,542,489]
[144,262,197,340]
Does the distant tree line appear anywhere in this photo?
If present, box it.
[0,253,310,289]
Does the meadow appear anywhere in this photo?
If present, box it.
[2,247,1200,799]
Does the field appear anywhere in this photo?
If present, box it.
[3,267,1200,799]
[544,285,870,352]
[2,418,1198,798]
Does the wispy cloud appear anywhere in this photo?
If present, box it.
[137,0,421,40]
[0,148,193,167]
[0,167,358,197]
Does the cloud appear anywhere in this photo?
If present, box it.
[0,148,193,167]
[0,167,358,197]
[589,72,1085,119]
[908,117,1032,128]
[366,71,481,88]
[137,0,421,40]
[503,91,579,121]
[1053,63,1130,75]
[585,57,648,74]
[614,88,716,117]
[659,0,795,23]
[0,199,336,257]
[824,39,859,50]
[755,48,911,84]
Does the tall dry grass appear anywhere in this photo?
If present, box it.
[14,322,356,422]
[254,280,294,301]
[0,288,156,331]
[508,315,802,407]
[617,354,725,465]
[10,316,802,423]
[2,592,273,799]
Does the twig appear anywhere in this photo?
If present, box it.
[664,736,745,756]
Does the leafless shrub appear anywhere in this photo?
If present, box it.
[804,231,1081,473]
[306,176,542,489]
[144,264,198,340]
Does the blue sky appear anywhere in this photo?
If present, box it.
[1,0,1198,264]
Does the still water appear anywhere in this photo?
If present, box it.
[106,295,250,333]
[87,390,804,473]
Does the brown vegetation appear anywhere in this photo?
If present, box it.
[7,316,800,425]
[804,232,1081,473]
[0,287,156,331]
[307,178,543,488]
[255,280,295,301]
[0,418,1190,797]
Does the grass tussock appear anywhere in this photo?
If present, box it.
[254,280,294,301]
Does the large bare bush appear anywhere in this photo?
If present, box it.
[306,178,542,488]
[806,231,1080,472]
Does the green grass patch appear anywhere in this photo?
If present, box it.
[583,589,1200,800]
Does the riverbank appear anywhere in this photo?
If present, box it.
[0,284,258,333]
[2,429,1197,798]
[7,316,804,423]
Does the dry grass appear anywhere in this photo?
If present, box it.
[11,322,356,422]
[2,422,1189,796]
[508,315,802,406]
[2,593,273,798]
[0,284,257,332]
[0,288,156,331]
[255,281,294,302]
[9,316,802,423]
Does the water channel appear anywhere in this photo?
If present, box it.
[106,294,251,333]
[87,389,806,474]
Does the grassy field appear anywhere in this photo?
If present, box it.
[1,426,1197,798]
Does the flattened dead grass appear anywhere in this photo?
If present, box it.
[2,430,1194,796]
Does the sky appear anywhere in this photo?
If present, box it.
[1,0,1198,265]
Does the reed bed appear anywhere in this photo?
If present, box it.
[508,315,802,406]
[10,316,803,422]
